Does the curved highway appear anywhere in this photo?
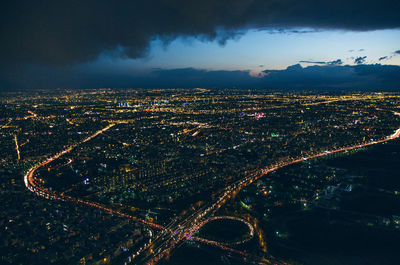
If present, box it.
[138,127,400,265]
[24,123,164,230]
[23,118,400,265]
[195,216,254,246]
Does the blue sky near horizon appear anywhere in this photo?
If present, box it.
[91,28,400,74]
[2,0,400,90]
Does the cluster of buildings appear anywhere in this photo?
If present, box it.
[1,89,400,264]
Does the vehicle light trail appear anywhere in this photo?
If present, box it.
[27,110,38,118]
[194,216,254,246]
[24,123,164,230]
[14,134,20,160]
[140,124,400,265]
[23,116,400,265]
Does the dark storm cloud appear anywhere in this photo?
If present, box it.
[1,0,400,65]
[261,64,400,89]
[395,50,400,54]
[148,64,400,89]
[148,68,256,88]
[379,56,388,61]
[354,56,367,64]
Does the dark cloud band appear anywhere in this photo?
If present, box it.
[2,63,399,90]
[300,59,343,65]
[1,0,400,65]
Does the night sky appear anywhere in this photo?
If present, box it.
[1,0,400,90]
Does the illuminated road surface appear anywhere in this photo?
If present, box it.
[24,119,400,265]
[196,216,255,245]
[24,123,163,229]
[14,134,20,160]
[137,127,400,265]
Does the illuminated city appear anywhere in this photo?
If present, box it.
[1,89,400,264]
[2,1,400,265]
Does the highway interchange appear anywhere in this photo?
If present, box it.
[24,113,400,265]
